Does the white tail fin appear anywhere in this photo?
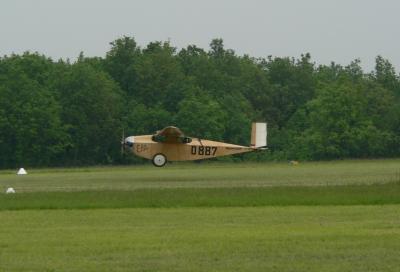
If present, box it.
[251,122,267,148]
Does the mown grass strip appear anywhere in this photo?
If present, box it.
[0,183,399,210]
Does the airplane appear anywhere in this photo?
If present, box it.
[122,122,267,167]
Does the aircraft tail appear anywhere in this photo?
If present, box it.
[251,122,267,148]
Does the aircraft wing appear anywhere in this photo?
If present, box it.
[152,126,192,143]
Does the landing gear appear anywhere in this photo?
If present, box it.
[152,153,167,167]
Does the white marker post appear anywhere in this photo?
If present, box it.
[17,168,27,175]
[6,187,15,194]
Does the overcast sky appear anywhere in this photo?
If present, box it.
[1,0,399,72]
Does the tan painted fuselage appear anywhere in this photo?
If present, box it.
[129,135,255,161]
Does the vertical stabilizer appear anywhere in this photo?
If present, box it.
[251,122,267,148]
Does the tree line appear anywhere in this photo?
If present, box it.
[0,36,399,168]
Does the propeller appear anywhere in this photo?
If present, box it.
[121,128,125,155]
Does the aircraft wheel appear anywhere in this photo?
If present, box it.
[152,153,167,167]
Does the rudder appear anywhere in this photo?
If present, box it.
[251,122,267,148]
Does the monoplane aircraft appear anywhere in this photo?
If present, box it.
[122,122,267,167]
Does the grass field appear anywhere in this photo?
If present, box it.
[0,159,399,271]
[1,159,399,192]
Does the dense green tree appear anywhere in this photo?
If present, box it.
[124,101,171,136]
[53,61,124,164]
[238,56,272,122]
[174,88,227,140]
[373,56,400,95]
[289,82,398,159]
[218,93,254,145]
[262,54,316,128]
[0,54,69,167]
[1,37,399,168]
[104,36,140,95]
[133,41,187,112]
[178,45,213,90]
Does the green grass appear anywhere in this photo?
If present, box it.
[0,160,399,271]
[1,159,399,192]
[0,206,399,272]
[0,183,399,210]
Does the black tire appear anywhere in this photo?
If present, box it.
[152,153,167,167]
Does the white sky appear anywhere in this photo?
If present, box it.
[1,0,399,72]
